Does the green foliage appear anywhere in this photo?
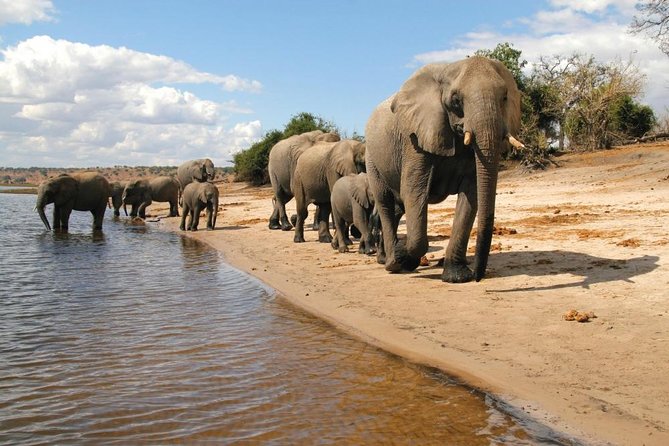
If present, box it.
[233,112,340,185]
[610,95,656,138]
[233,129,283,185]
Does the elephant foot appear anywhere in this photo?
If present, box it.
[281,223,293,231]
[343,237,353,246]
[385,241,421,272]
[318,233,333,243]
[179,225,185,231]
[191,227,198,232]
[290,214,297,227]
[294,234,305,243]
[442,261,474,283]
[269,218,282,230]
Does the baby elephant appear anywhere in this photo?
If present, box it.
[330,173,377,255]
[180,181,219,231]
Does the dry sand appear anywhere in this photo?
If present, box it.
[154,142,669,445]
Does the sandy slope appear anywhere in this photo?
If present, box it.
[155,142,669,445]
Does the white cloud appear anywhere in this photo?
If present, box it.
[0,0,55,26]
[0,36,264,167]
[413,1,669,114]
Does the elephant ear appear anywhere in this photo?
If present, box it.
[332,141,357,177]
[198,185,209,203]
[350,174,371,209]
[391,64,455,157]
[191,162,205,182]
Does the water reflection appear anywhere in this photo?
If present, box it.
[0,193,576,445]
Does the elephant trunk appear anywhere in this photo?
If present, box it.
[470,101,502,282]
[212,194,219,229]
[35,194,51,230]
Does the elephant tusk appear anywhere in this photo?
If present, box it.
[507,134,525,149]
[463,131,472,146]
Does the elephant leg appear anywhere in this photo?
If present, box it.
[442,183,477,283]
[130,204,138,218]
[353,207,376,255]
[52,205,61,231]
[312,205,320,231]
[393,154,432,272]
[179,204,189,230]
[293,193,308,243]
[170,200,179,217]
[138,201,149,219]
[331,207,348,253]
[206,204,213,230]
[191,204,202,231]
[269,197,281,230]
[317,203,332,243]
[92,205,105,230]
[60,207,73,232]
[278,190,293,231]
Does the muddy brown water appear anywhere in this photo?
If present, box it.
[0,193,578,445]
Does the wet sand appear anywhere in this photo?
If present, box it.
[157,142,669,445]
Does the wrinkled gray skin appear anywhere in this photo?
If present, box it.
[267,130,341,230]
[122,176,180,219]
[292,139,366,243]
[176,158,216,191]
[109,181,127,217]
[180,181,219,231]
[365,56,521,283]
[330,173,377,255]
[35,172,111,231]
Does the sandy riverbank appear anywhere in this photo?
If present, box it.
[153,142,669,445]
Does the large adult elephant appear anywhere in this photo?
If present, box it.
[35,172,111,231]
[291,139,366,243]
[365,56,522,283]
[122,176,180,218]
[267,130,340,230]
[176,158,215,191]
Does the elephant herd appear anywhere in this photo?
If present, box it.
[36,57,524,283]
[35,158,219,232]
[267,57,524,283]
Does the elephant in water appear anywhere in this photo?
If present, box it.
[267,130,340,230]
[330,173,377,255]
[122,176,180,219]
[365,56,522,283]
[35,172,111,231]
[180,181,219,231]
[291,139,366,243]
[109,181,127,217]
[176,158,216,191]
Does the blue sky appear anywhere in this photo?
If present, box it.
[0,0,666,167]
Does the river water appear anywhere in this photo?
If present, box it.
[0,192,575,445]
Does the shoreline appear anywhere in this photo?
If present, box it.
[155,143,669,445]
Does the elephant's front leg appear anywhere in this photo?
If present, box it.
[179,203,189,230]
[353,207,376,255]
[92,205,105,230]
[442,182,477,283]
[191,203,202,231]
[316,203,333,243]
[205,204,214,230]
[138,200,151,219]
[391,154,432,272]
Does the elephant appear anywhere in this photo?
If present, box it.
[122,176,180,219]
[330,173,377,255]
[109,181,127,217]
[180,181,219,231]
[35,172,111,231]
[365,56,522,283]
[176,158,216,191]
[291,139,366,243]
[267,130,340,230]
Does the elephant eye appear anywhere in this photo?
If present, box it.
[449,93,462,112]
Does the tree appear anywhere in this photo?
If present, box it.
[233,112,340,185]
[610,95,656,138]
[631,0,669,56]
